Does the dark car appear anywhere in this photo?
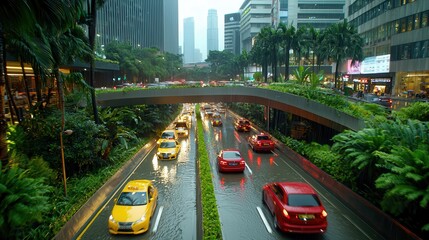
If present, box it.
[262,182,328,234]
[217,149,246,173]
[248,133,275,152]
[377,97,392,108]
[234,118,251,132]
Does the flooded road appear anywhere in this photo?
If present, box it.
[76,106,385,240]
[202,111,385,240]
[76,114,197,240]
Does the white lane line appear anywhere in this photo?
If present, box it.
[257,206,272,234]
[245,163,253,175]
[152,206,164,233]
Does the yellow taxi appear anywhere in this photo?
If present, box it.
[156,139,180,160]
[108,180,158,235]
[156,129,178,145]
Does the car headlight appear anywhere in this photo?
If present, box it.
[134,215,146,225]
[109,215,116,223]
[157,152,161,156]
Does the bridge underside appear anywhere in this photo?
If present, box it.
[96,87,365,132]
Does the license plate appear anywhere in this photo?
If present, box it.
[263,143,269,146]
[229,162,238,166]
[299,214,315,220]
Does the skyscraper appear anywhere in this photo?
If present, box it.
[287,0,345,30]
[183,17,195,64]
[207,9,219,54]
[240,0,272,52]
[96,0,178,53]
[224,13,241,55]
[164,0,179,54]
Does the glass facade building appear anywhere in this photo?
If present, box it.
[346,0,429,97]
[224,13,241,55]
[96,0,178,54]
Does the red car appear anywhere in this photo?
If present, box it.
[262,182,328,234]
[217,149,246,173]
[234,118,251,132]
[248,133,275,152]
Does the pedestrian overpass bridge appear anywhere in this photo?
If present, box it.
[96,87,365,132]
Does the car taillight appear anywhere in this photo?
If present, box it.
[257,141,262,146]
[282,209,290,219]
[220,160,227,165]
[321,210,328,218]
[240,160,245,165]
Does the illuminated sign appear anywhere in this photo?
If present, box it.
[347,54,390,74]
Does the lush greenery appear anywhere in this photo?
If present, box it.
[265,82,390,120]
[230,101,429,238]
[3,90,179,239]
[195,105,223,239]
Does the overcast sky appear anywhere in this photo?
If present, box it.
[178,0,244,60]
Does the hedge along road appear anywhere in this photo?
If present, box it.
[74,113,198,240]
[202,110,385,240]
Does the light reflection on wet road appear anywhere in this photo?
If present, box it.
[76,106,385,240]
[202,111,384,240]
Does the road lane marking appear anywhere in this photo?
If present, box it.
[257,206,272,234]
[278,156,374,238]
[152,206,163,233]
[245,163,253,174]
[76,143,156,239]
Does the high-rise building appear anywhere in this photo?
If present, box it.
[272,0,289,26]
[240,0,273,52]
[346,0,429,97]
[96,0,178,54]
[224,13,241,55]
[183,17,195,64]
[207,9,219,54]
[287,0,345,30]
[164,0,179,54]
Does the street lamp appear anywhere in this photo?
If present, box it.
[60,129,73,197]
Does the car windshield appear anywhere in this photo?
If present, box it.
[175,122,187,128]
[239,120,249,125]
[288,194,320,207]
[161,132,174,139]
[223,151,241,159]
[257,135,269,140]
[117,191,147,206]
[213,114,221,119]
[160,141,176,148]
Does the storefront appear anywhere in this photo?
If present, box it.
[394,71,429,98]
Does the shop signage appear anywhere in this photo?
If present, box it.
[371,78,391,83]
[347,54,390,74]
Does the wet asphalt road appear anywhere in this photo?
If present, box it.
[75,107,385,240]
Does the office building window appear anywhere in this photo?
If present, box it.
[423,41,429,58]
[414,13,421,29]
[407,15,413,31]
[422,12,428,27]
[413,42,421,59]
[400,18,407,32]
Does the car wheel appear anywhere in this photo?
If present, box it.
[273,214,279,229]
[262,191,266,205]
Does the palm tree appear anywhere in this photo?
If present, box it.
[321,20,364,89]
[249,39,268,82]
[277,23,296,81]
[86,0,106,124]
[0,0,85,167]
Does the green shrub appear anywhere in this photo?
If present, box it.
[196,105,222,240]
